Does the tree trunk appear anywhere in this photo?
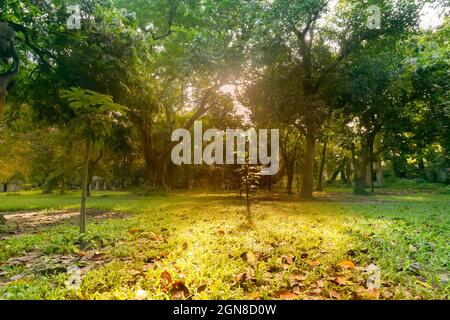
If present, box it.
[345,160,352,186]
[300,134,315,199]
[60,177,65,195]
[80,139,91,234]
[369,142,374,193]
[0,94,5,116]
[245,165,251,220]
[354,142,369,194]
[286,161,295,194]
[316,140,327,192]
[152,155,168,190]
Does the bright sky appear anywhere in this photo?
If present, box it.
[420,3,446,29]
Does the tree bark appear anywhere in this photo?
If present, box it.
[316,140,327,192]
[286,161,295,194]
[80,139,91,234]
[300,134,315,199]
[0,95,5,116]
[0,23,19,117]
[369,142,374,193]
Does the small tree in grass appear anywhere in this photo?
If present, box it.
[236,156,261,223]
[60,88,127,233]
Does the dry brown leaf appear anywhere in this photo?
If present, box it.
[170,281,190,299]
[316,280,325,288]
[330,290,341,299]
[382,290,394,299]
[91,252,107,261]
[234,272,253,285]
[197,284,207,293]
[331,276,347,286]
[182,242,188,250]
[160,270,172,287]
[217,229,225,236]
[338,260,356,270]
[275,290,298,300]
[309,260,320,267]
[281,255,294,265]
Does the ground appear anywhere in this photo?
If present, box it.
[0,188,449,300]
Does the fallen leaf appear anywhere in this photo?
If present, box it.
[316,280,325,288]
[281,255,294,265]
[382,290,394,299]
[160,270,172,287]
[217,229,225,236]
[197,284,207,293]
[309,260,320,267]
[91,252,107,261]
[330,290,341,299]
[234,272,253,285]
[182,242,188,250]
[275,290,297,300]
[331,276,347,286]
[338,260,356,270]
[170,281,190,299]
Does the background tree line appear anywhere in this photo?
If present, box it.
[0,0,448,199]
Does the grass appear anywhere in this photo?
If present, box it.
[0,188,449,300]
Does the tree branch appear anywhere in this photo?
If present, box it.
[141,0,177,41]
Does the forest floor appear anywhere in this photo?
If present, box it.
[0,188,448,300]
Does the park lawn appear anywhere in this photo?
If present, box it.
[0,190,449,300]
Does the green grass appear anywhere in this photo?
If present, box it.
[0,189,449,300]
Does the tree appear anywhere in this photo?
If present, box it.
[0,22,19,115]
[60,88,127,233]
[236,155,261,223]
[244,0,424,198]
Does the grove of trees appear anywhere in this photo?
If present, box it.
[0,0,448,204]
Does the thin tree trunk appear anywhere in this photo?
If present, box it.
[301,134,315,199]
[369,142,374,193]
[354,142,369,194]
[345,160,352,186]
[80,139,91,234]
[0,95,5,117]
[60,177,65,195]
[316,140,327,192]
[286,161,295,194]
[245,165,250,219]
